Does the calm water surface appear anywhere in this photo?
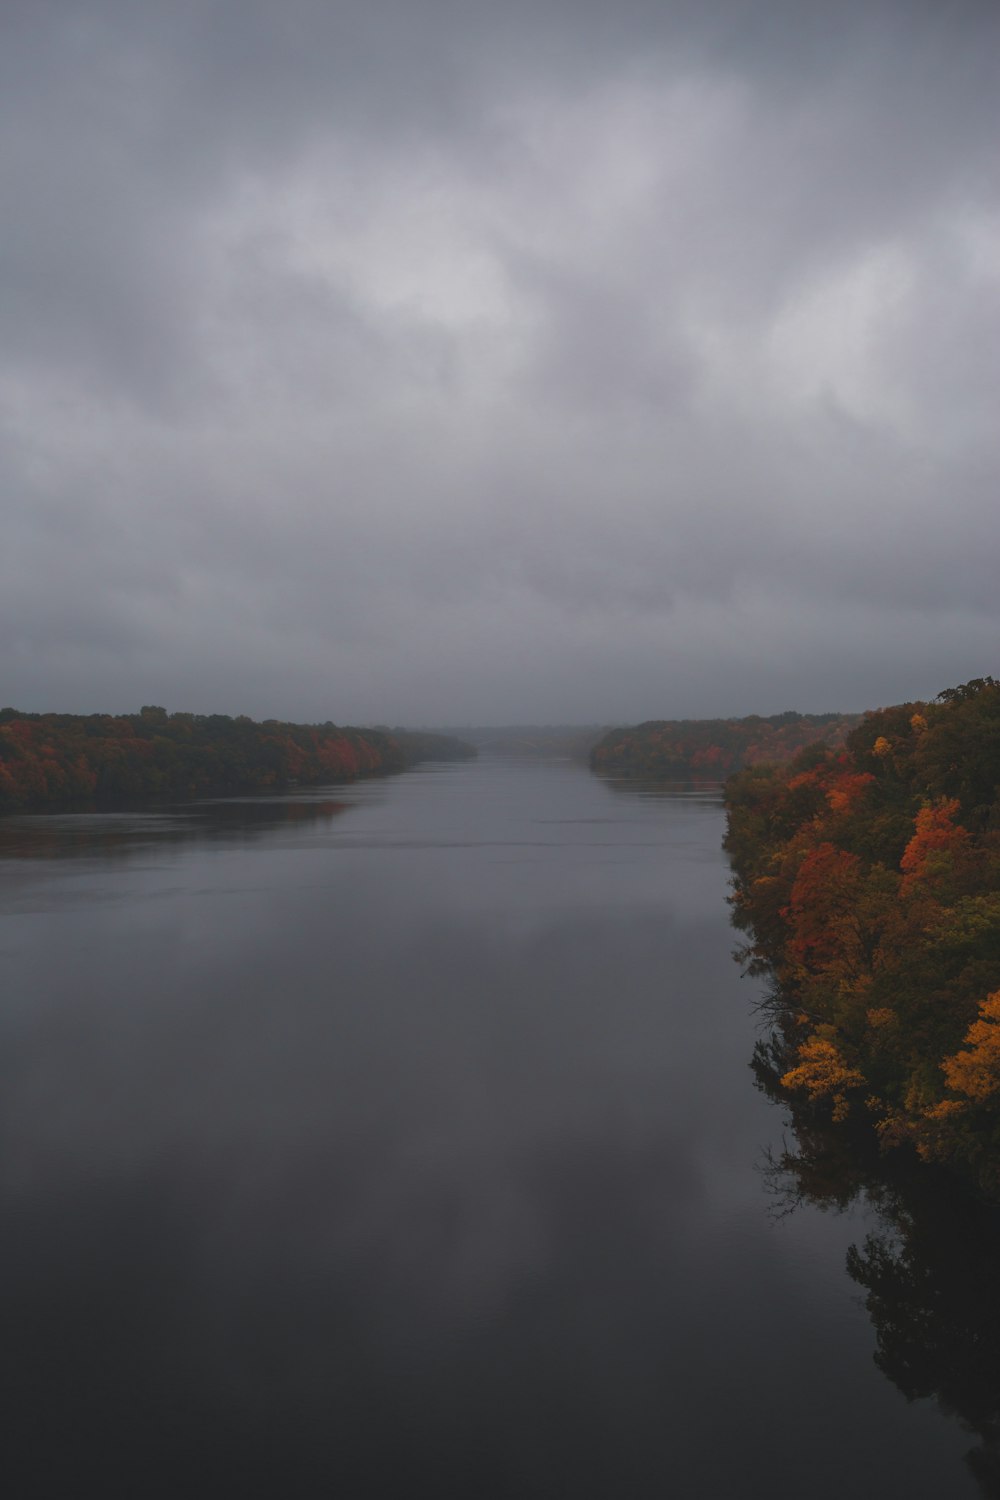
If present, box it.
[0,758,985,1496]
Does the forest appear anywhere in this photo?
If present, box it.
[590,710,861,778]
[725,677,1000,1198]
[0,706,475,812]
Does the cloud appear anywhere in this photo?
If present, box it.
[1,0,998,721]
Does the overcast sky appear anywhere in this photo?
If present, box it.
[2,0,998,725]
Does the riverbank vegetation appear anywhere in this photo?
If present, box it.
[0,706,475,811]
[590,711,861,779]
[725,677,1000,1198]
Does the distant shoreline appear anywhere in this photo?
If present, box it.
[0,707,475,814]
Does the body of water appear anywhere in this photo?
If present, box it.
[0,758,988,1496]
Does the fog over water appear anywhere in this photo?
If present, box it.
[2,1,998,722]
[0,760,982,1496]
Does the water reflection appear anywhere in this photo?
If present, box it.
[0,761,982,1496]
[594,774,725,807]
[0,793,355,862]
[755,1070,1000,1498]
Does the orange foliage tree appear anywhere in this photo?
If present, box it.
[725,676,1000,1198]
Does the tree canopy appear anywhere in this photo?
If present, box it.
[725,677,1000,1198]
[0,709,474,812]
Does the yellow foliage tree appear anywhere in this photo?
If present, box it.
[782,1035,865,1121]
[940,990,1000,1106]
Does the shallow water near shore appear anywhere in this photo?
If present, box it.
[0,757,987,1497]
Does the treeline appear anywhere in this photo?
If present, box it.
[0,706,475,812]
[463,725,605,760]
[590,710,861,778]
[726,677,1000,1197]
[380,727,477,767]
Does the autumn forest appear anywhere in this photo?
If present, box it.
[725,677,1000,1200]
[0,706,475,812]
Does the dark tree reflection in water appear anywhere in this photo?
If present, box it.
[756,1070,1000,1498]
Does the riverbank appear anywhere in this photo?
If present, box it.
[590,710,860,779]
[0,705,475,812]
[724,676,1000,1199]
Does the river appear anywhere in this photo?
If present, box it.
[0,757,990,1497]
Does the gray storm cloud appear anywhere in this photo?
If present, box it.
[2,0,998,723]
